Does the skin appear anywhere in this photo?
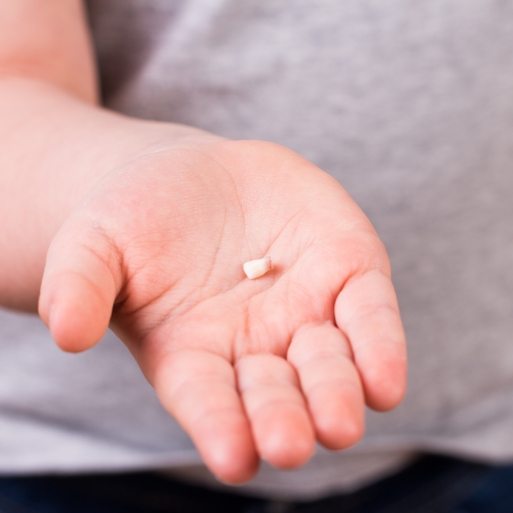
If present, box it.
[0,1,407,484]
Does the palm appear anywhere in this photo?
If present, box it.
[40,140,407,484]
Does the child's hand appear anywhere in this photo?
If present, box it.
[39,139,406,484]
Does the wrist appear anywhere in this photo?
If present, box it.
[0,77,220,310]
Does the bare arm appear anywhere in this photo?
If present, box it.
[0,0,97,101]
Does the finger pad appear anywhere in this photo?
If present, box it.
[196,414,258,484]
[311,394,364,449]
[254,406,315,468]
[360,352,407,410]
[50,295,109,352]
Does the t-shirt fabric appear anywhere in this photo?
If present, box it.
[1,0,512,500]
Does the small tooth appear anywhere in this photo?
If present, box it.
[243,256,272,279]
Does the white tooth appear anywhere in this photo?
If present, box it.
[243,256,272,279]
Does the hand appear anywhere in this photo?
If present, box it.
[39,139,407,484]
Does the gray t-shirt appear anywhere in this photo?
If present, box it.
[1,0,512,500]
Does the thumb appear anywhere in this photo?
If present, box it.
[38,217,123,353]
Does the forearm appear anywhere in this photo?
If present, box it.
[0,77,206,311]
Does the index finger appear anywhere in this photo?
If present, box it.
[335,269,407,411]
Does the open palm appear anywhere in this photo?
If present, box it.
[39,140,406,484]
